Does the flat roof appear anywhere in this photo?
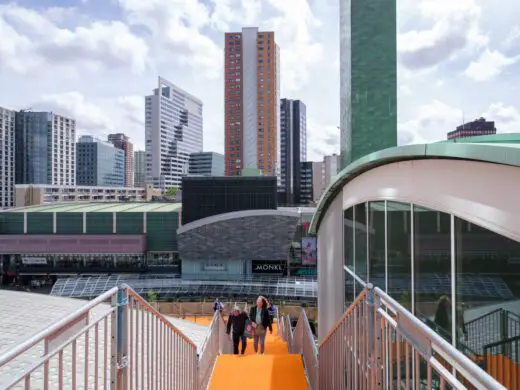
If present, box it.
[6,202,182,213]
[0,289,208,388]
[309,142,520,235]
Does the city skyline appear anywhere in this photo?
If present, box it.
[1,1,518,163]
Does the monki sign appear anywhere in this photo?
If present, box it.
[252,261,285,274]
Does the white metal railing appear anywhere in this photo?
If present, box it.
[319,283,507,390]
[291,309,318,390]
[0,285,199,390]
[198,310,232,390]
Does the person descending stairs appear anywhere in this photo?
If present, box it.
[208,297,308,390]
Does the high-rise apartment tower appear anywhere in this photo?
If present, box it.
[340,0,397,168]
[145,77,203,190]
[15,111,76,186]
[224,27,280,177]
[108,133,134,187]
[0,107,15,208]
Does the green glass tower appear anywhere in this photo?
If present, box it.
[340,0,397,169]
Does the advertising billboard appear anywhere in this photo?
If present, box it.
[301,237,317,265]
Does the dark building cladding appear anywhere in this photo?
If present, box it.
[181,176,277,225]
[280,99,307,205]
[339,0,397,169]
[447,117,496,140]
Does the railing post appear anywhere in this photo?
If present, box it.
[115,287,129,390]
[110,291,118,390]
[366,284,382,389]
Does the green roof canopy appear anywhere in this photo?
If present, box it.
[309,142,520,235]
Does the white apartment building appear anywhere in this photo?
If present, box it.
[0,107,15,209]
[145,77,203,190]
[16,111,75,186]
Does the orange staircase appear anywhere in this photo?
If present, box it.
[207,324,308,390]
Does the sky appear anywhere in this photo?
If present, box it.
[0,0,519,161]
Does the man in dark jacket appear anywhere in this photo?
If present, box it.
[226,306,249,355]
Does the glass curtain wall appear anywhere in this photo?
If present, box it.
[343,200,520,383]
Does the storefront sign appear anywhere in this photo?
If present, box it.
[21,257,47,265]
[204,264,226,271]
[252,261,286,274]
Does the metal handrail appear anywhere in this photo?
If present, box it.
[0,286,118,369]
[0,285,200,390]
[319,284,506,390]
[291,308,318,389]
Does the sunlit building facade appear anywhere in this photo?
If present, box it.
[224,28,280,177]
[145,77,203,190]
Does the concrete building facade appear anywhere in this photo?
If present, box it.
[224,28,280,177]
[15,111,76,186]
[108,133,134,187]
[0,107,15,209]
[146,76,203,190]
[339,0,397,168]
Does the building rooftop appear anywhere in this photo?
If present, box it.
[0,290,208,388]
[6,202,182,213]
[310,141,520,234]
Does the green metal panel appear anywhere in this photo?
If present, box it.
[56,212,83,234]
[146,212,178,251]
[340,0,397,168]
[0,213,24,234]
[27,213,53,234]
[116,212,144,234]
[86,212,113,235]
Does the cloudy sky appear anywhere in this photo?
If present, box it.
[0,0,519,161]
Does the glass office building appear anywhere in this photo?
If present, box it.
[76,136,125,187]
[339,0,397,168]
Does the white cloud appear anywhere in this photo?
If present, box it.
[483,103,520,133]
[399,0,487,69]
[31,92,145,145]
[0,4,149,75]
[464,50,518,81]
[399,100,463,143]
[307,118,339,160]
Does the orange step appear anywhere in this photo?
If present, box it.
[208,324,308,389]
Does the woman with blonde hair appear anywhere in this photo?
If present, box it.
[249,296,272,354]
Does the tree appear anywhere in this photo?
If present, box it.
[165,187,178,197]
[147,290,157,302]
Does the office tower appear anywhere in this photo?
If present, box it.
[108,133,134,186]
[76,136,125,187]
[0,107,15,208]
[15,111,76,186]
[224,27,280,177]
[311,161,324,202]
[340,0,397,169]
[323,154,340,188]
[280,99,307,205]
[447,117,496,140]
[188,152,225,176]
[134,150,146,187]
[300,161,313,205]
[146,76,203,190]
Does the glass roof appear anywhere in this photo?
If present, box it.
[8,202,182,213]
[50,274,318,301]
